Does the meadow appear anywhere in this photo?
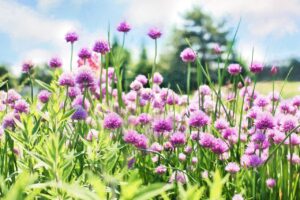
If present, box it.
[0,22,299,200]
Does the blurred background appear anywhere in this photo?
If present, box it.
[1,0,300,95]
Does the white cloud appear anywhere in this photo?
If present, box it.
[123,0,300,62]
[0,0,106,74]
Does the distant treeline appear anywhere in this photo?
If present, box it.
[256,58,300,81]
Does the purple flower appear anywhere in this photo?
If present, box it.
[38,90,51,103]
[270,65,278,75]
[169,171,187,184]
[241,154,262,168]
[215,118,229,130]
[78,48,91,60]
[68,87,81,98]
[71,106,87,120]
[199,133,215,148]
[137,113,152,125]
[213,44,222,54]
[281,115,297,132]
[49,57,62,69]
[93,40,110,55]
[148,27,162,39]
[22,61,34,73]
[130,80,143,91]
[6,89,21,104]
[14,99,29,113]
[65,31,78,43]
[170,132,186,146]
[199,85,211,96]
[232,194,244,200]
[123,130,139,144]
[255,112,274,130]
[266,178,276,188]
[152,118,173,133]
[180,48,196,63]
[72,95,90,110]
[75,66,95,86]
[228,64,242,75]
[117,21,131,33]
[249,61,264,74]
[153,72,163,85]
[189,110,210,128]
[135,75,148,85]
[150,142,163,152]
[155,165,167,174]
[211,138,229,154]
[103,112,122,130]
[225,162,240,174]
[2,113,18,129]
[135,134,148,149]
[59,72,75,87]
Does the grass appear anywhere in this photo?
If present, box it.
[255,81,300,98]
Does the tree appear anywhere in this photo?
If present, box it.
[161,7,241,91]
[134,44,152,80]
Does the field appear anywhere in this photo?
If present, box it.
[0,27,299,200]
[256,81,300,98]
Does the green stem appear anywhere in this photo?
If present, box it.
[70,43,74,71]
[29,73,34,103]
[187,62,191,105]
[151,39,158,86]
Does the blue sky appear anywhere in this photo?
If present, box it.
[1,0,300,74]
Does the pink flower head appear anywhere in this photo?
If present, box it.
[148,27,162,39]
[170,132,186,146]
[103,112,122,130]
[153,72,164,85]
[266,178,276,188]
[249,61,264,74]
[225,162,240,174]
[228,64,242,75]
[189,110,210,128]
[271,65,278,75]
[65,31,78,43]
[93,40,110,55]
[117,21,131,33]
[22,61,34,73]
[213,44,222,54]
[49,57,62,69]
[155,165,167,174]
[255,112,274,130]
[180,48,196,63]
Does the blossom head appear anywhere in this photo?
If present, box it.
[189,110,210,128]
[65,31,78,43]
[271,65,278,75]
[71,106,87,120]
[22,61,34,73]
[59,72,75,87]
[103,112,122,130]
[211,138,229,154]
[199,132,215,148]
[93,40,110,55]
[249,61,264,74]
[170,132,186,146]
[152,118,172,133]
[255,112,274,130]
[135,75,148,85]
[117,21,131,33]
[213,44,222,54]
[155,165,167,174]
[78,48,92,60]
[14,99,29,113]
[49,57,62,69]
[266,178,276,188]
[228,64,242,75]
[147,27,162,39]
[75,66,95,86]
[180,48,196,63]
[225,162,240,174]
[281,115,297,132]
[153,72,164,85]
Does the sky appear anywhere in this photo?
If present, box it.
[1,0,300,74]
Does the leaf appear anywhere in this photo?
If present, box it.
[208,170,227,200]
[35,79,54,92]
[0,80,8,88]
[132,183,173,200]
[3,172,36,200]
